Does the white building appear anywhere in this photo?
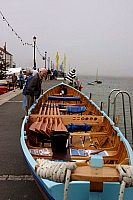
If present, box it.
[0,47,14,70]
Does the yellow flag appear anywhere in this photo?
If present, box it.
[64,54,66,73]
[56,52,59,70]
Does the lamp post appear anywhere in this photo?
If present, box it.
[33,36,36,70]
[45,51,47,69]
[48,57,50,70]
[51,60,52,70]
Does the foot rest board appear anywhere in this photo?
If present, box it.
[70,132,108,137]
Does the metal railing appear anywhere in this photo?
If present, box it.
[108,89,133,145]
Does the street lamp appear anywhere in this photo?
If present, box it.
[48,57,50,70]
[33,36,36,70]
[45,51,47,69]
[51,60,52,70]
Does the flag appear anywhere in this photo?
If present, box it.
[64,54,66,73]
[60,64,62,71]
[56,52,59,70]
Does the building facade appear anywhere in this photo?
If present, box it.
[0,47,14,70]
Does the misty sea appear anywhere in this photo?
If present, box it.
[78,75,133,145]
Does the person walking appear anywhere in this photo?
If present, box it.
[12,73,17,92]
[47,69,51,81]
[53,69,58,79]
[26,68,47,110]
[65,69,76,86]
[22,68,33,117]
[18,70,24,89]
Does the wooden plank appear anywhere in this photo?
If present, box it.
[61,115,104,124]
[29,114,104,125]
[59,103,87,106]
[70,132,108,137]
[71,166,119,182]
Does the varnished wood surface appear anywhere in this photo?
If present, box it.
[71,165,119,182]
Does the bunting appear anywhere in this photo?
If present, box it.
[0,11,44,60]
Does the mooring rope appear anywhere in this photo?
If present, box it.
[116,165,133,200]
[36,159,77,200]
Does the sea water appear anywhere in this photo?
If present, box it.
[78,75,133,145]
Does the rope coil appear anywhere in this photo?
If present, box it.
[116,165,133,200]
[36,159,77,200]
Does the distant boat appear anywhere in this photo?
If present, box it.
[4,67,22,76]
[94,80,102,84]
[94,69,102,84]
[87,81,94,85]
[0,86,8,95]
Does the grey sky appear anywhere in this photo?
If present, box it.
[1,0,133,76]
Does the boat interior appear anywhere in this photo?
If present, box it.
[24,84,130,169]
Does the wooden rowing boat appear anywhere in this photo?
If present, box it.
[20,82,133,200]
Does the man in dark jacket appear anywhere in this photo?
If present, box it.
[26,68,47,109]
[22,68,33,116]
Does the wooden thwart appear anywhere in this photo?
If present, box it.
[29,114,104,125]
[61,115,104,125]
[71,166,119,182]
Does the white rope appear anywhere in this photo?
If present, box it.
[36,159,77,200]
[116,165,133,200]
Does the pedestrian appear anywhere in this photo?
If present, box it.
[22,68,33,117]
[12,73,17,92]
[47,69,51,81]
[51,69,54,80]
[65,69,76,86]
[26,68,47,110]
[53,69,58,79]
[18,70,24,89]
[33,69,38,76]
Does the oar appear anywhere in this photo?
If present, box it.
[56,103,68,132]
[46,103,53,134]
[52,103,58,131]
[40,102,51,137]
[29,102,44,132]
[35,102,48,132]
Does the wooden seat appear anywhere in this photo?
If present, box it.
[71,165,119,192]
[71,165,119,182]
[61,115,105,125]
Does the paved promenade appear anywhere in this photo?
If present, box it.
[0,79,62,200]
